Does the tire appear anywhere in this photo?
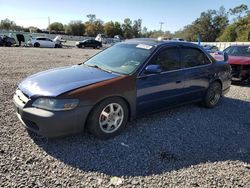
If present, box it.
[202,81,222,108]
[87,97,129,139]
[34,42,40,47]
[97,45,101,49]
[6,42,12,47]
[55,44,59,48]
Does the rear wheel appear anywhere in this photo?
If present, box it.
[202,81,222,108]
[87,97,129,139]
[34,42,40,47]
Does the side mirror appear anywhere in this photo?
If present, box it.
[144,65,162,74]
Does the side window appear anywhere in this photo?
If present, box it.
[38,38,45,41]
[149,47,181,72]
[181,47,211,68]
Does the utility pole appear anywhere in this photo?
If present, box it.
[159,22,164,31]
[48,17,50,34]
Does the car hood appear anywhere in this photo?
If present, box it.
[228,56,250,65]
[19,65,119,98]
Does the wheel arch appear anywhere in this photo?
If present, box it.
[84,95,132,130]
[211,78,223,89]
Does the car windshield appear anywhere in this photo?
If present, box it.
[224,46,250,57]
[84,43,155,74]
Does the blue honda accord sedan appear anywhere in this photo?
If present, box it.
[13,39,231,138]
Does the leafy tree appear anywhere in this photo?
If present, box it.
[141,27,148,37]
[48,22,64,32]
[122,18,133,38]
[173,6,228,42]
[104,21,115,37]
[0,18,16,30]
[104,21,123,37]
[85,19,104,36]
[114,22,123,36]
[229,4,248,20]
[218,25,237,41]
[65,20,85,36]
[84,14,104,36]
[219,12,250,41]
[86,14,96,23]
[132,19,142,38]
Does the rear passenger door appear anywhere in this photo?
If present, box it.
[180,46,214,100]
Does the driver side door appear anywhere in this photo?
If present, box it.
[136,46,186,115]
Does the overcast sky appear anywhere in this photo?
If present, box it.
[0,0,249,32]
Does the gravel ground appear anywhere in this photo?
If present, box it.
[0,47,250,187]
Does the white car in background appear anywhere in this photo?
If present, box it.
[28,37,61,48]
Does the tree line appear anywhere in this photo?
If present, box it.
[0,4,249,41]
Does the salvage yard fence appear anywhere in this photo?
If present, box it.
[200,42,250,51]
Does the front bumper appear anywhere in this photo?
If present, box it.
[13,91,92,137]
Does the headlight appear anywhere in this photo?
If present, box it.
[76,42,79,45]
[32,98,79,111]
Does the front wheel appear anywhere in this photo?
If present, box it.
[34,42,40,47]
[55,44,60,48]
[87,97,129,139]
[202,81,222,108]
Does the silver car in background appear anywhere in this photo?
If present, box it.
[28,37,61,48]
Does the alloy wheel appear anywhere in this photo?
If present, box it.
[99,103,124,133]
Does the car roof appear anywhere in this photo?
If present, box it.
[124,38,200,48]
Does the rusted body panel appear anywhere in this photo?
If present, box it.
[59,75,137,119]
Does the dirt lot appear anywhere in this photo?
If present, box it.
[0,47,250,187]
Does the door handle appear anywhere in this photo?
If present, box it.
[176,80,182,84]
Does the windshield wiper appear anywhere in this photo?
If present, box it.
[86,64,113,73]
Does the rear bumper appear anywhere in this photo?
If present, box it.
[13,97,92,137]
